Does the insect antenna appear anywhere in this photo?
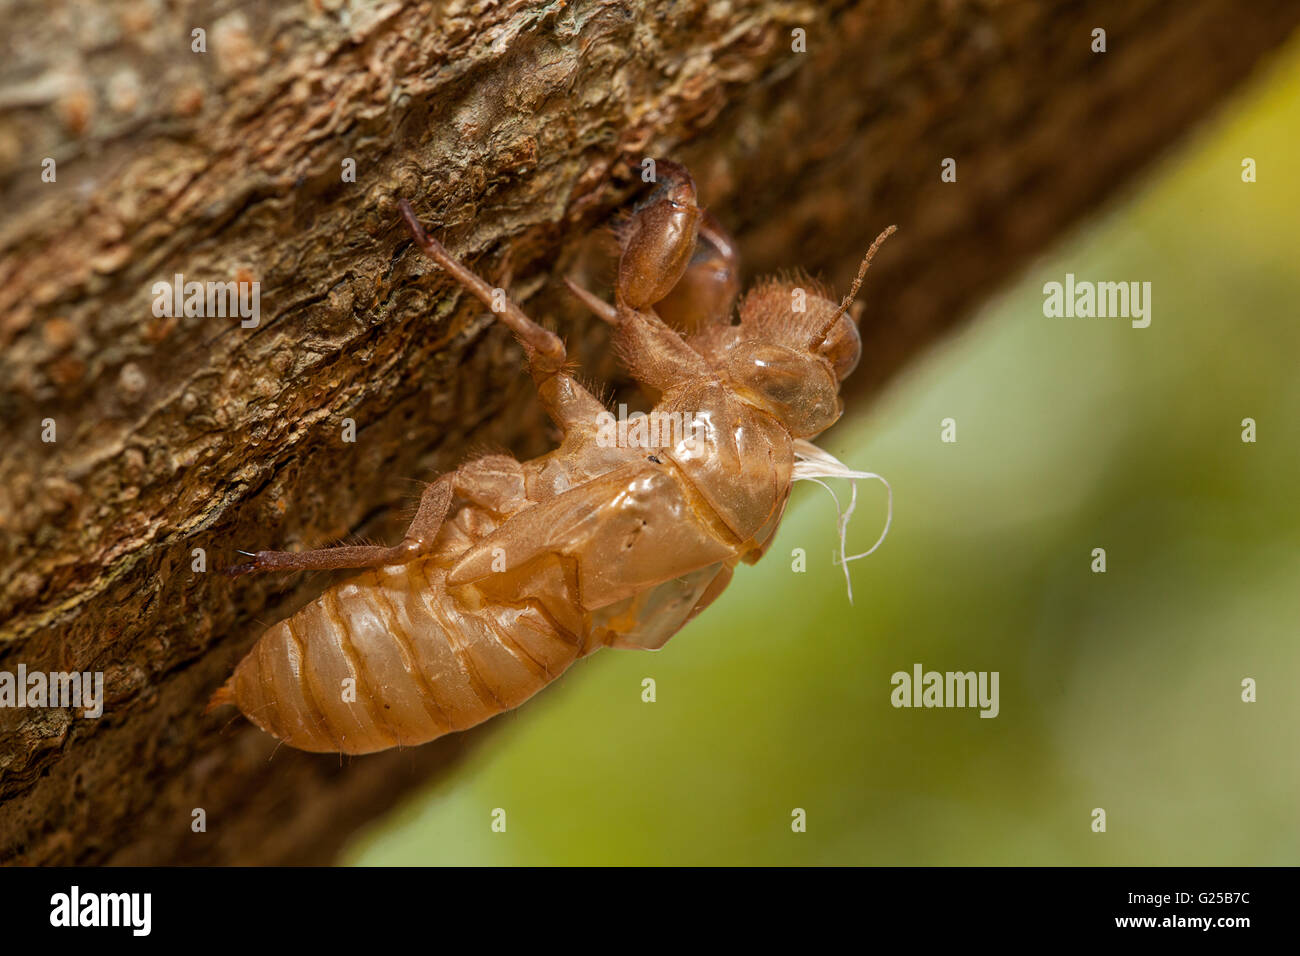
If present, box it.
[809,224,897,350]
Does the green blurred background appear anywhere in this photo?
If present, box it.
[349,37,1300,865]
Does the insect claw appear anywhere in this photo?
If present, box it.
[226,550,261,575]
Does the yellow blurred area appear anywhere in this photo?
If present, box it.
[348,36,1300,865]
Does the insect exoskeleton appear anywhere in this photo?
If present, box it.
[211,161,896,755]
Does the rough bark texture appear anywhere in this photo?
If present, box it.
[0,0,1296,865]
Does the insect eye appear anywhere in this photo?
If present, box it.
[819,314,862,381]
[726,345,840,438]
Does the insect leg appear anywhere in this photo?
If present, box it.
[651,209,741,334]
[565,271,713,392]
[615,159,702,311]
[399,200,566,374]
[566,161,729,330]
[398,200,605,431]
[565,161,721,390]
[228,476,452,575]
[563,276,617,325]
[564,276,714,391]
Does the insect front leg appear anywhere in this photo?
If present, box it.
[564,277,713,392]
[565,162,721,391]
[614,159,703,311]
[398,200,607,433]
[228,475,453,575]
[650,209,740,335]
[564,160,717,327]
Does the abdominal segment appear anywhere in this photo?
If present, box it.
[222,457,761,755]
[223,561,583,755]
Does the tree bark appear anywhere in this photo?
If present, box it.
[1,0,1295,864]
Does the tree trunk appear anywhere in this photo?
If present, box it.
[1,0,1295,864]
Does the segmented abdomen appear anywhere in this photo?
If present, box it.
[221,561,583,754]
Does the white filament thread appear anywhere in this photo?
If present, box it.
[791,438,893,605]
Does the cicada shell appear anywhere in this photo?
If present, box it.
[212,161,895,754]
